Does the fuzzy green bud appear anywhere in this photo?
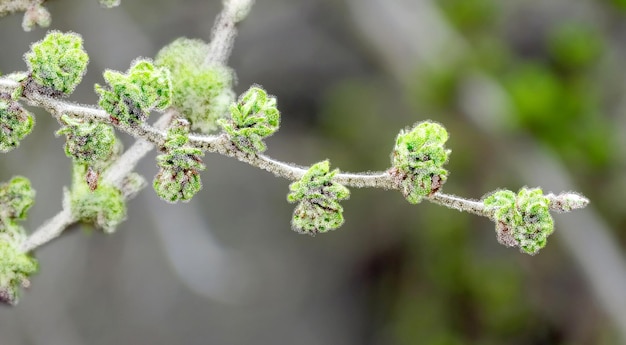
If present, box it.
[56,114,117,165]
[218,86,280,154]
[155,38,235,133]
[390,121,450,204]
[21,4,51,32]
[0,241,38,305]
[287,161,350,235]
[483,187,554,255]
[0,176,38,305]
[0,96,34,153]
[153,119,205,203]
[99,0,121,8]
[95,59,171,126]
[0,176,35,222]
[70,164,126,233]
[24,31,89,95]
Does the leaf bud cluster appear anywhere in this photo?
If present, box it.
[24,31,89,96]
[390,121,450,204]
[219,86,280,154]
[287,161,350,235]
[56,114,117,166]
[483,187,554,255]
[70,164,126,234]
[95,60,171,126]
[155,38,235,133]
[153,118,205,203]
[0,95,34,153]
[0,177,38,305]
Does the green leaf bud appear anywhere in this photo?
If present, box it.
[56,114,117,165]
[5,72,28,100]
[21,4,51,32]
[155,38,235,133]
[153,119,205,203]
[218,86,280,154]
[0,176,35,222]
[287,161,350,235]
[0,240,38,306]
[0,97,34,153]
[99,0,121,8]
[153,166,204,203]
[95,59,172,126]
[70,164,126,233]
[24,31,89,95]
[390,121,450,204]
[483,187,554,255]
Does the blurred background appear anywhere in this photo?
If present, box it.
[1,0,625,344]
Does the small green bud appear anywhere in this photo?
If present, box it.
[287,161,350,235]
[153,119,205,203]
[24,31,89,95]
[0,240,38,306]
[155,38,235,133]
[0,176,35,221]
[21,4,51,32]
[390,121,450,204]
[483,187,554,255]
[56,114,117,165]
[99,0,121,8]
[218,86,281,154]
[0,176,37,306]
[95,59,171,126]
[70,164,126,233]
[0,97,34,153]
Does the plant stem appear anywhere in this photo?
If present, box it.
[20,192,73,253]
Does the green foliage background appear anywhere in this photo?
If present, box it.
[0,0,624,344]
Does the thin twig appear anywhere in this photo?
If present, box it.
[20,190,73,253]
[205,0,255,66]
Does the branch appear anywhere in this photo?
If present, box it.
[205,0,255,65]
[2,0,588,256]
[11,0,258,253]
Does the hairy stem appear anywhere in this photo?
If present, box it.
[5,75,588,234]
[20,191,73,253]
[205,0,255,66]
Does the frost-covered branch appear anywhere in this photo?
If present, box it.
[0,0,589,307]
